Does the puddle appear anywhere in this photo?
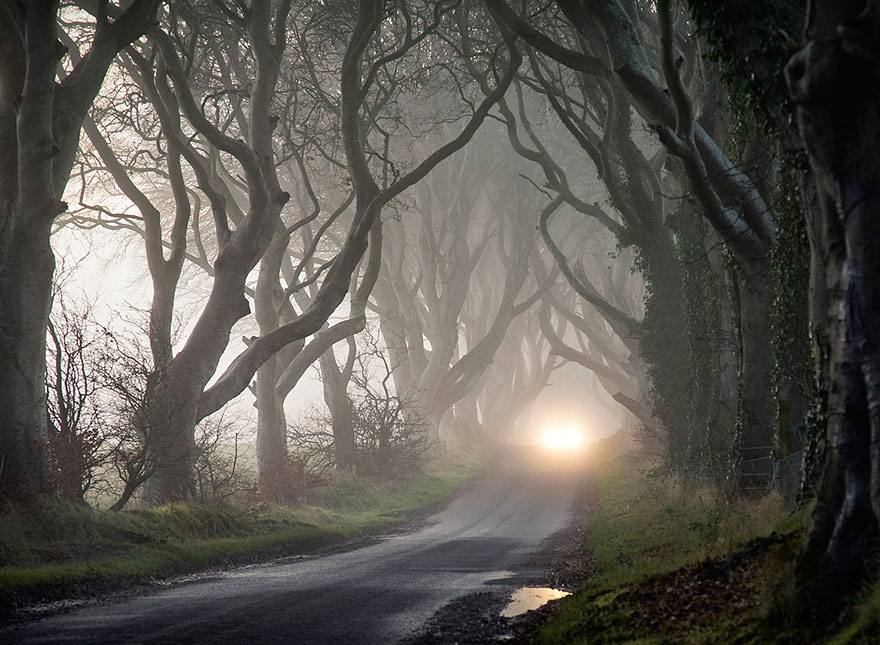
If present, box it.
[483,570,515,581]
[499,587,571,617]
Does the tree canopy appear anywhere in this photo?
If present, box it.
[1,0,880,625]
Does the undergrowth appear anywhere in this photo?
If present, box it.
[534,452,815,644]
[0,453,486,607]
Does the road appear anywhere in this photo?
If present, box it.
[2,448,585,644]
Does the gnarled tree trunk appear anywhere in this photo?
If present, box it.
[320,346,357,472]
[0,1,160,499]
[786,0,880,605]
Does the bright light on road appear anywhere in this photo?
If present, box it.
[542,426,584,450]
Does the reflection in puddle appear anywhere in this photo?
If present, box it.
[483,570,515,581]
[500,587,571,618]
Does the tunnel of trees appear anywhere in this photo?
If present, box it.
[1,0,879,623]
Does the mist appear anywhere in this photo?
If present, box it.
[1,1,878,641]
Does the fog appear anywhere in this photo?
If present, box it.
[50,52,642,505]
[5,1,869,640]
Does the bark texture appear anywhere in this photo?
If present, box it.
[786,0,880,601]
[0,1,160,498]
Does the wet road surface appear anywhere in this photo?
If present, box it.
[2,448,585,643]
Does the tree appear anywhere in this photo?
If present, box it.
[0,0,160,498]
[371,126,544,444]
[62,1,519,500]
[784,0,880,607]
[482,0,782,489]
[478,304,562,439]
[70,7,357,490]
[45,283,108,503]
[76,0,521,501]
[663,0,880,609]
[535,248,657,438]
[471,35,722,475]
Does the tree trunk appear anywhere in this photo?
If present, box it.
[320,351,357,472]
[736,267,777,492]
[254,231,290,490]
[139,373,199,503]
[256,356,287,483]
[786,3,880,604]
[0,227,54,496]
[141,266,253,502]
[637,234,691,470]
[0,1,160,499]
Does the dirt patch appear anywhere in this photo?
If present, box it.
[518,530,806,643]
[622,532,795,634]
[405,592,515,644]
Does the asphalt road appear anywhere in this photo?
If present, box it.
[2,447,585,644]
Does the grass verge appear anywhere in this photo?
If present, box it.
[0,453,487,609]
[534,451,813,644]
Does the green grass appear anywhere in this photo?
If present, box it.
[0,453,487,606]
[534,453,811,644]
[532,448,880,644]
[586,456,802,591]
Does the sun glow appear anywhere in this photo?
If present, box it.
[542,426,584,450]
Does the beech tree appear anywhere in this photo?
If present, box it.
[483,60,729,474]
[476,309,561,439]
[784,0,880,608]
[71,8,359,489]
[680,0,880,607]
[371,124,544,445]
[480,0,784,489]
[61,0,519,501]
[0,0,161,498]
[536,245,656,438]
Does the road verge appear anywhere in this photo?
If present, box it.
[0,453,488,616]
